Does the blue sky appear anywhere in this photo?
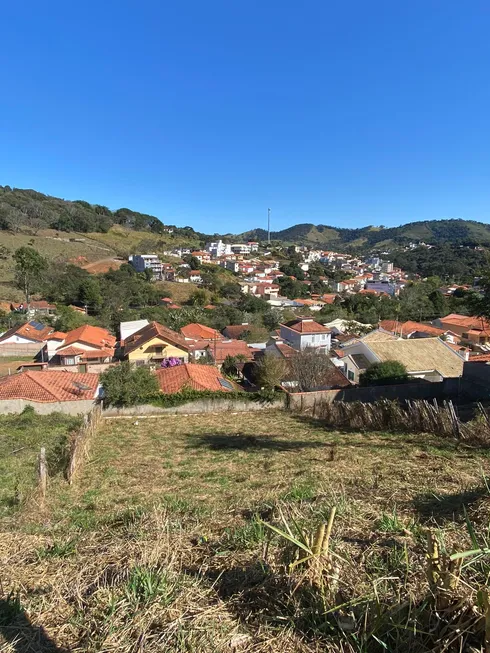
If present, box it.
[1,1,490,233]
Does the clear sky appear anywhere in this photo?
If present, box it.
[1,1,490,233]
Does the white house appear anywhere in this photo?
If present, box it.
[279,318,332,353]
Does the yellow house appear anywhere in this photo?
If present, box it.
[123,321,190,365]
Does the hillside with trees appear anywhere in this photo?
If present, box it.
[238,219,490,249]
[0,185,203,240]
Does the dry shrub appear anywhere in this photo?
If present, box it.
[313,398,490,445]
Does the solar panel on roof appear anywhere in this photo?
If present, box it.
[218,378,234,390]
[29,321,45,330]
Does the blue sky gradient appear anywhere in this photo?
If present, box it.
[1,1,490,233]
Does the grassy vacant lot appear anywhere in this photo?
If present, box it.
[0,357,34,377]
[2,411,490,652]
[0,410,80,521]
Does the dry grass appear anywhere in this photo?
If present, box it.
[0,357,34,377]
[2,411,490,651]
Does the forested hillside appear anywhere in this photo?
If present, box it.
[2,185,490,251]
[240,219,490,249]
[0,185,200,240]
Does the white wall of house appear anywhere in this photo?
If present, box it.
[0,334,38,345]
[280,326,332,352]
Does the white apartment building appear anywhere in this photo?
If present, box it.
[230,243,251,255]
[129,255,163,280]
[205,240,232,257]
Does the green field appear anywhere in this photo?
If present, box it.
[1,411,490,652]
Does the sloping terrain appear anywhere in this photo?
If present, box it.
[239,219,490,248]
[2,411,490,652]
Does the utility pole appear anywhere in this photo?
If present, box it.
[267,208,271,246]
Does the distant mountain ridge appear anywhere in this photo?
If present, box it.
[236,219,490,249]
[2,185,490,251]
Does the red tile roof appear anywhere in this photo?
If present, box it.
[282,318,331,334]
[57,346,113,360]
[222,324,251,339]
[0,321,54,343]
[0,370,99,402]
[46,331,66,341]
[272,342,296,358]
[57,346,86,356]
[181,323,224,341]
[470,353,490,362]
[439,314,490,331]
[59,325,116,350]
[156,363,239,394]
[207,339,253,364]
[124,321,190,355]
[380,320,447,338]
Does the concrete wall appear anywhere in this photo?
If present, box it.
[0,343,43,357]
[0,398,97,415]
[103,397,285,416]
[462,361,490,399]
[287,378,461,410]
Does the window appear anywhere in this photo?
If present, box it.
[154,346,163,355]
[348,370,355,381]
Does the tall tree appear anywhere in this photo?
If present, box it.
[13,246,47,308]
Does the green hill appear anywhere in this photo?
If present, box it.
[3,185,490,252]
[0,185,204,242]
[239,219,490,249]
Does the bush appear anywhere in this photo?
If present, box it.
[360,360,409,387]
[100,362,160,406]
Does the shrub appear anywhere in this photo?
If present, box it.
[360,360,409,386]
[100,362,160,406]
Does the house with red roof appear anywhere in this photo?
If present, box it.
[0,370,100,414]
[123,321,190,365]
[0,321,55,346]
[279,318,331,353]
[156,363,240,394]
[181,323,223,341]
[52,325,116,369]
[205,339,254,367]
[379,320,460,343]
[434,314,490,345]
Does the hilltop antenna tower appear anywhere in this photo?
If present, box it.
[267,208,271,245]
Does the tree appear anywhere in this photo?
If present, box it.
[79,278,103,312]
[238,325,270,343]
[289,349,334,392]
[221,354,247,377]
[53,305,95,332]
[100,362,160,406]
[13,246,47,307]
[189,288,209,306]
[255,353,288,389]
[360,361,409,386]
[183,255,200,270]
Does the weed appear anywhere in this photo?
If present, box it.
[123,566,177,607]
[36,538,77,559]
[224,516,268,550]
[377,508,407,534]
[0,591,22,626]
[283,480,317,502]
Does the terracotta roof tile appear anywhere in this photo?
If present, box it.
[0,321,54,343]
[207,339,253,364]
[222,324,251,339]
[0,370,99,402]
[60,325,116,350]
[156,363,240,393]
[282,318,331,334]
[124,321,190,355]
[181,323,224,341]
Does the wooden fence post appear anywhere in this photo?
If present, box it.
[38,447,47,502]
